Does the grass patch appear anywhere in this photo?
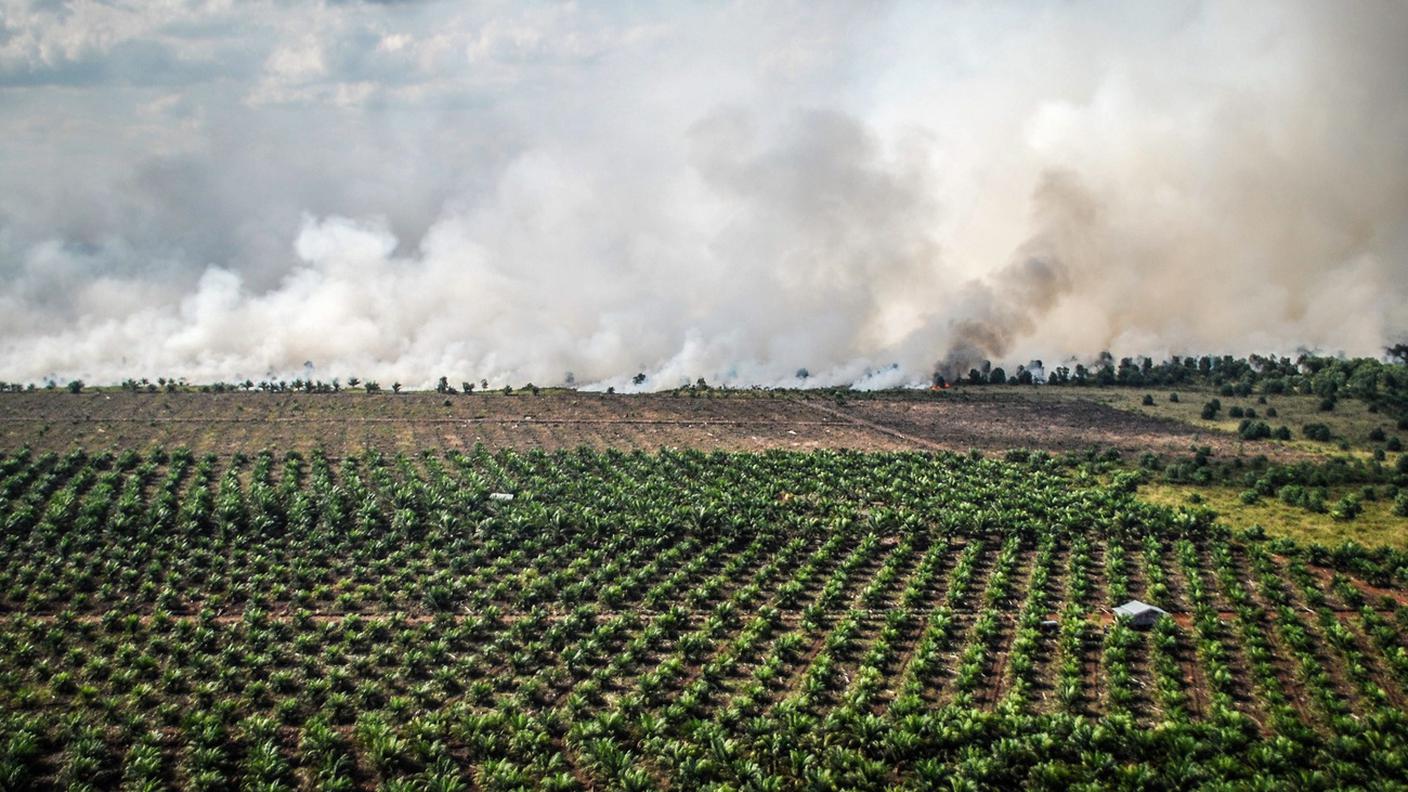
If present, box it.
[1023,386,1403,457]
[1140,482,1408,548]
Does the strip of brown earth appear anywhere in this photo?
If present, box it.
[0,389,1287,458]
[789,397,946,452]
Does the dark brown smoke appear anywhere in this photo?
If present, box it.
[935,171,1092,381]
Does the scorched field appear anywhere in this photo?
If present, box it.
[3,445,1408,790]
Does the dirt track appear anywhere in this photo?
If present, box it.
[0,389,1278,458]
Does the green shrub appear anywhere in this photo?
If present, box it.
[1330,494,1363,521]
[1278,484,1305,507]
[1303,423,1333,442]
[1238,420,1272,440]
[1305,489,1328,513]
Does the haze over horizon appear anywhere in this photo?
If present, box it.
[2,0,1406,390]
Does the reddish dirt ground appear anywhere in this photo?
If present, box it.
[0,388,1282,458]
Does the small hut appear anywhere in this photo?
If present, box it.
[1113,600,1167,629]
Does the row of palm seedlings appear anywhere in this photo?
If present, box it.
[3,446,1408,787]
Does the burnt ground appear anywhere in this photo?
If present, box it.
[841,392,1270,457]
[0,388,1286,458]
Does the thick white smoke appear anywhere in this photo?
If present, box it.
[1,1,1405,389]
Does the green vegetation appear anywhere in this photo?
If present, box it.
[1060,386,1404,456]
[1304,422,1334,442]
[1141,483,1408,548]
[1025,352,1408,411]
[1201,398,1221,420]
[1146,445,1407,488]
[2,446,1408,787]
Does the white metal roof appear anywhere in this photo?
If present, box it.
[1113,600,1167,617]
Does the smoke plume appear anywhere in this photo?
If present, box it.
[1,1,1405,389]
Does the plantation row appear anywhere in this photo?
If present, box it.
[3,447,1408,789]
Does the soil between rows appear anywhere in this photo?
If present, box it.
[0,389,1286,458]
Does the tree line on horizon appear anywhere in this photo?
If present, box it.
[6,346,1408,410]
[942,349,1408,415]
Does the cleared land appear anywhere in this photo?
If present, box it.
[0,389,1286,458]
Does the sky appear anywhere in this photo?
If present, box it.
[1,0,1405,389]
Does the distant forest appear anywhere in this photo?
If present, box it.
[944,348,1408,414]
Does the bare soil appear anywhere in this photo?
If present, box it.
[844,390,1281,457]
[0,388,1285,458]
